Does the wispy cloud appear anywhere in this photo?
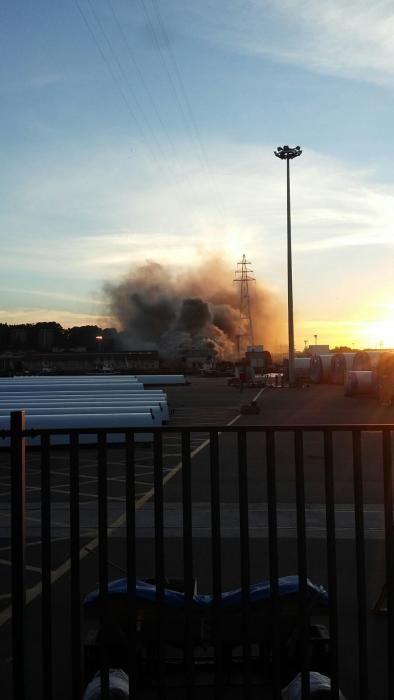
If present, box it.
[0,307,103,327]
[0,287,103,306]
[4,142,393,265]
[2,141,394,336]
[186,0,394,84]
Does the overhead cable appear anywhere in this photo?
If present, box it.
[86,0,165,160]
[74,0,160,163]
[106,0,179,165]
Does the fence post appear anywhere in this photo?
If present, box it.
[10,410,26,700]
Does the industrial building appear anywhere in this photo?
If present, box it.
[0,350,159,375]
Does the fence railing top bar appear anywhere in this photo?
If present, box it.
[1,423,394,439]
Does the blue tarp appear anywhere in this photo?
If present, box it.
[84,575,328,608]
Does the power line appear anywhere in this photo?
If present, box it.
[86,0,165,160]
[137,0,198,153]
[145,0,229,224]
[74,0,160,162]
[106,0,179,164]
[150,0,208,168]
[77,0,229,226]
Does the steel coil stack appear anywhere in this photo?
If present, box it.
[331,353,356,385]
[309,354,333,384]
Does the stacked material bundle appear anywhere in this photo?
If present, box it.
[0,375,171,443]
[0,397,169,422]
[344,370,377,397]
[294,357,312,381]
[0,378,144,393]
[331,353,356,385]
[376,354,394,404]
[309,354,333,384]
[352,350,389,372]
[0,413,154,446]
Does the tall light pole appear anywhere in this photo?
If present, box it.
[274,144,302,386]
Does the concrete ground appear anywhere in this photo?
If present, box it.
[1,378,394,698]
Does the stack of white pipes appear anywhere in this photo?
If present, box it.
[0,376,170,444]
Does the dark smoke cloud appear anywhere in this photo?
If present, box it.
[178,298,211,332]
[104,258,284,359]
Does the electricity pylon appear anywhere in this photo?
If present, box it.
[233,254,255,354]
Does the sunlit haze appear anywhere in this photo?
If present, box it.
[2,1,394,350]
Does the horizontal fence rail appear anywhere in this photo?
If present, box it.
[2,413,394,699]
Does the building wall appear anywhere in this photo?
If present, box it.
[0,351,160,374]
[310,345,330,356]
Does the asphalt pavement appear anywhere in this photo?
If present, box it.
[1,378,393,699]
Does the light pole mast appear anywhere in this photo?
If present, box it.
[274,144,302,386]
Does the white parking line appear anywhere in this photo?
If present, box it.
[0,389,255,627]
[52,470,99,481]
[0,558,41,574]
[0,408,243,628]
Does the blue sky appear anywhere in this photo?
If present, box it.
[2,0,394,348]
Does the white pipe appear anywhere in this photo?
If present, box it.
[0,400,169,421]
[0,395,167,402]
[0,386,166,397]
[0,394,167,402]
[0,384,145,394]
[0,377,141,382]
[3,404,167,421]
[0,413,154,445]
[0,396,168,413]
[0,379,143,385]
[0,405,163,424]
[0,394,167,403]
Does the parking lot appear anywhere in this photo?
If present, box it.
[1,377,394,698]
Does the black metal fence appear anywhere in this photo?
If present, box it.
[3,411,394,699]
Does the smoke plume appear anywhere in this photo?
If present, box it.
[104,258,284,359]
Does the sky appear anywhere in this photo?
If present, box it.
[2,0,394,350]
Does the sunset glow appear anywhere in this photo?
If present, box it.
[2,3,394,352]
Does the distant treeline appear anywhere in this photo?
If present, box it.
[0,322,121,353]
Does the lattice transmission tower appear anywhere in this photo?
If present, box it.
[233,254,255,354]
